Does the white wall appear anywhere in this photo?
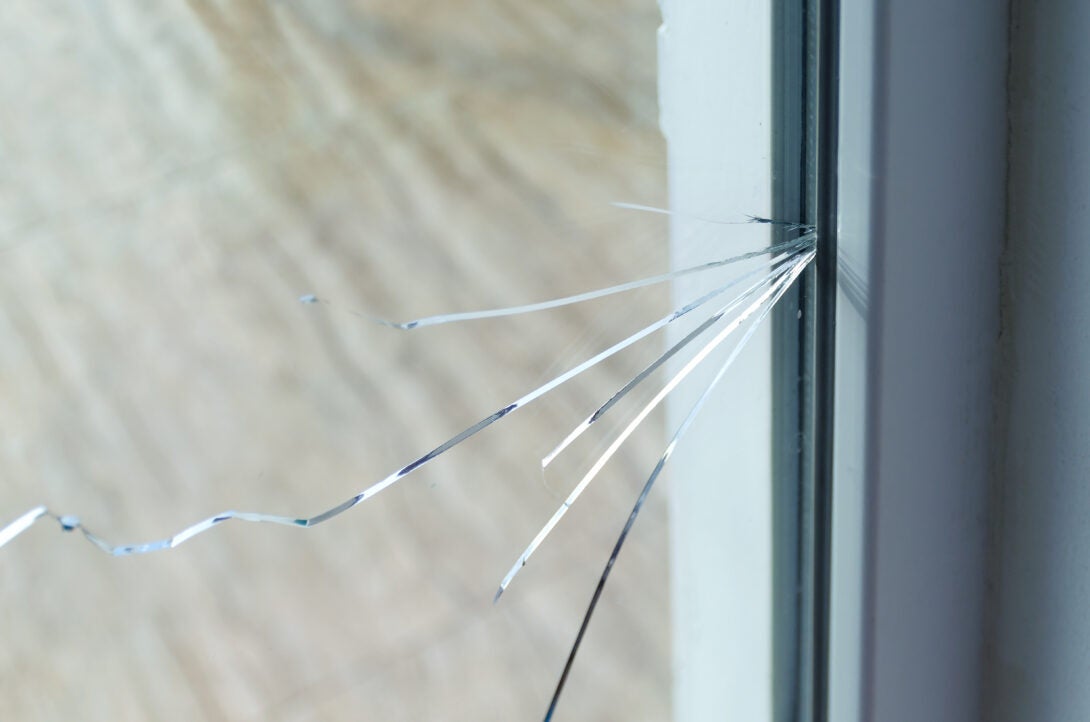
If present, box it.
[988,2,1090,719]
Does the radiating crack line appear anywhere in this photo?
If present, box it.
[0,245,804,556]
[541,247,815,722]
[541,247,806,468]
[610,201,816,233]
[496,249,815,599]
[373,235,813,329]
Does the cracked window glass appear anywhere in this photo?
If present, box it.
[0,2,820,720]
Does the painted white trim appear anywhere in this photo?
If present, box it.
[660,1,775,719]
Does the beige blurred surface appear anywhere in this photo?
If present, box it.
[0,2,670,720]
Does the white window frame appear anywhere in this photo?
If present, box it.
[659,2,779,720]
[666,0,1014,720]
[830,1,1007,721]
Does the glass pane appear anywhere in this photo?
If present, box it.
[0,2,671,719]
[662,0,825,719]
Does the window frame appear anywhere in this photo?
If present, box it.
[828,1,1007,721]
[667,0,1009,718]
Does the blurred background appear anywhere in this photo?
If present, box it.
[0,1,672,720]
